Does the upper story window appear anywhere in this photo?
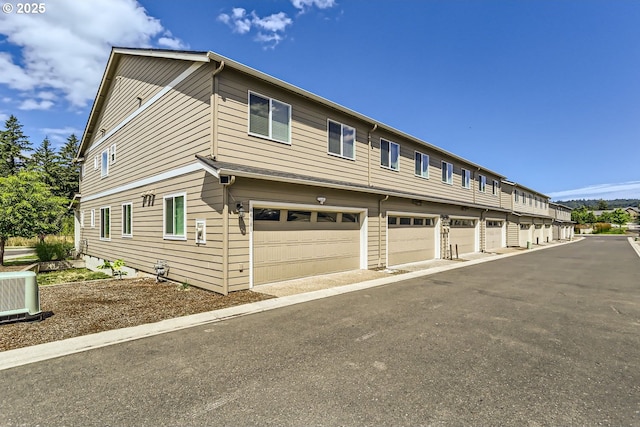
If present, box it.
[492,180,499,195]
[248,91,291,144]
[441,161,453,184]
[327,120,355,160]
[460,169,471,188]
[414,152,429,178]
[461,169,471,189]
[101,149,109,178]
[380,139,399,171]
[515,190,519,203]
[529,194,533,206]
[478,175,486,192]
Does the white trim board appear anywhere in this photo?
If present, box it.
[82,163,203,202]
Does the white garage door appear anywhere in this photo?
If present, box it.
[450,218,476,255]
[519,224,532,247]
[253,208,361,286]
[388,216,436,266]
[485,220,504,251]
[533,224,544,245]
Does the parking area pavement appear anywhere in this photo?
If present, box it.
[1,236,639,426]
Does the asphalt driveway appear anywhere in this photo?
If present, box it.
[1,236,639,426]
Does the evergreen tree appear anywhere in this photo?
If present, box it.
[31,136,61,192]
[57,134,80,199]
[0,115,32,176]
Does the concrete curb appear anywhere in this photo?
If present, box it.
[627,237,640,258]
[0,238,581,371]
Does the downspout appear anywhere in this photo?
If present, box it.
[222,175,234,296]
[210,60,225,159]
[378,194,389,267]
[368,124,378,187]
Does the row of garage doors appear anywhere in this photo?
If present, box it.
[251,206,505,286]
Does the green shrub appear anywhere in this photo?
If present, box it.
[35,241,72,261]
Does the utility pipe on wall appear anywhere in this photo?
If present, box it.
[221,175,234,296]
[368,123,378,187]
[378,194,389,268]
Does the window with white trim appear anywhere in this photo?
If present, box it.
[414,152,429,178]
[515,190,519,203]
[164,193,186,239]
[122,203,132,237]
[441,161,453,184]
[327,120,355,159]
[380,139,399,170]
[461,169,471,189]
[101,149,109,177]
[248,91,291,144]
[100,207,111,240]
[492,180,499,195]
[529,194,533,206]
[478,175,486,192]
[90,209,95,228]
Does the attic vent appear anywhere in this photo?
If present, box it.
[0,272,43,324]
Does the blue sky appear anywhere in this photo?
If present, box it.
[1,0,639,201]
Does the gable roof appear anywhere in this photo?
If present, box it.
[78,47,505,180]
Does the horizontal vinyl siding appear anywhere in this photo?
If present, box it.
[89,56,194,148]
[216,70,369,186]
[79,170,224,293]
[81,61,212,197]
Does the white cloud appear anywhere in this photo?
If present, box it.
[292,0,337,11]
[0,112,9,123]
[218,0,335,47]
[18,99,54,110]
[41,126,83,144]
[0,0,187,108]
[549,181,640,201]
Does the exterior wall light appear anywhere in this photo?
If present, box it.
[236,202,245,218]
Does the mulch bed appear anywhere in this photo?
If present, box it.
[0,278,274,352]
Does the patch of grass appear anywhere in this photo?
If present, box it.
[3,256,38,266]
[37,268,111,286]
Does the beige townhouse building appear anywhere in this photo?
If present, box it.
[75,48,564,294]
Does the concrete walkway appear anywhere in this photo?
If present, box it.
[0,240,579,371]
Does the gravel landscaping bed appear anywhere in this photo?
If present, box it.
[0,278,274,352]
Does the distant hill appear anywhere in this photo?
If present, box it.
[555,199,640,210]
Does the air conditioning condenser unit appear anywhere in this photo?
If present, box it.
[0,271,43,324]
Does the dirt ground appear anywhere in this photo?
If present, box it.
[0,278,273,352]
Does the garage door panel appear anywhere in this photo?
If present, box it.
[253,213,361,286]
[485,228,503,251]
[449,227,475,254]
[388,217,436,266]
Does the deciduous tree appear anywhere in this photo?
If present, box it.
[0,172,67,265]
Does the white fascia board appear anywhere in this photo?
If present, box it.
[113,48,210,62]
